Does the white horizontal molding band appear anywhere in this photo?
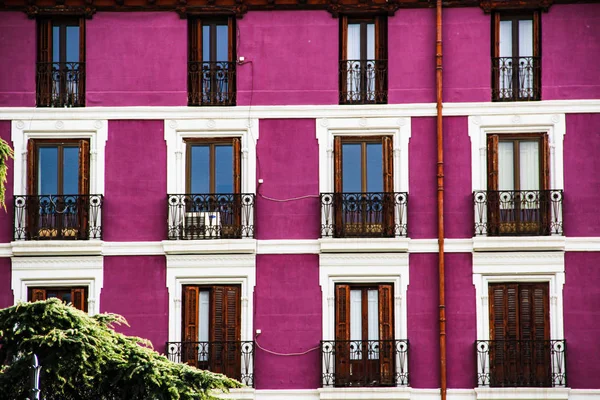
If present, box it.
[0,99,598,121]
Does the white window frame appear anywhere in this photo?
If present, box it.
[11,256,104,315]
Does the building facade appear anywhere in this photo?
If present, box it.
[0,1,599,399]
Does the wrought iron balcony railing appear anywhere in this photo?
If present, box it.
[340,59,387,104]
[14,194,103,240]
[476,340,566,388]
[166,341,254,387]
[320,192,407,238]
[188,61,236,106]
[36,62,85,107]
[167,193,255,240]
[474,190,563,236]
[321,339,409,388]
[492,56,540,101]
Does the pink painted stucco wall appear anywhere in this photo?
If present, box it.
[86,13,187,106]
[101,256,169,353]
[443,117,472,239]
[0,12,35,107]
[0,121,14,243]
[256,119,320,240]
[0,259,13,308]
[254,254,321,389]
[104,121,167,241]
[563,252,600,388]
[409,117,437,239]
[443,8,490,103]
[542,5,600,100]
[563,114,600,236]
[388,9,435,104]
[408,253,439,388]
[237,11,338,106]
[445,253,476,388]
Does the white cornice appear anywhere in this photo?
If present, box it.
[257,239,320,254]
[474,387,570,400]
[0,99,598,121]
[319,238,410,253]
[473,236,566,252]
[11,240,104,257]
[102,241,164,256]
[162,239,257,255]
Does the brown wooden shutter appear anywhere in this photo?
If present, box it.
[71,288,86,312]
[233,138,241,194]
[492,13,500,58]
[333,137,343,237]
[379,284,394,385]
[227,17,235,63]
[210,286,241,377]
[30,288,47,302]
[532,12,540,59]
[340,16,348,60]
[183,286,199,342]
[487,135,499,191]
[382,137,394,236]
[335,284,351,385]
[540,134,550,191]
[532,283,550,386]
[27,140,37,195]
[374,16,386,61]
[78,139,90,195]
[78,17,85,63]
[37,19,52,106]
[189,18,202,63]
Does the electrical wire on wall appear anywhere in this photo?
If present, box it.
[255,334,320,357]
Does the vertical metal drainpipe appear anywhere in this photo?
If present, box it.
[435,1,447,400]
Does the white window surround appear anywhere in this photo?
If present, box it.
[165,254,256,344]
[11,256,104,315]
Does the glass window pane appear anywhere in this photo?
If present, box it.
[518,20,533,57]
[198,291,210,343]
[347,24,361,60]
[52,26,60,62]
[202,25,211,61]
[342,143,362,192]
[350,289,362,341]
[499,21,512,57]
[63,146,79,194]
[190,145,210,193]
[216,25,228,62]
[66,26,80,63]
[366,143,383,192]
[519,141,539,191]
[215,145,233,193]
[367,23,375,60]
[38,147,58,195]
[61,292,72,304]
[498,141,515,191]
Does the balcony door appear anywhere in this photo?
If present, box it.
[333,136,393,237]
[486,134,550,235]
[182,285,241,380]
[335,284,394,387]
[26,139,89,239]
[488,283,550,387]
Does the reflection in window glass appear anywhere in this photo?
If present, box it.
[215,145,233,193]
[216,25,228,62]
[39,147,58,195]
[63,147,79,194]
[66,26,80,63]
[366,143,383,192]
[342,144,362,192]
[190,146,210,193]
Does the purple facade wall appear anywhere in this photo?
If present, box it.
[564,253,600,388]
[0,13,35,107]
[563,114,600,237]
[104,121,167,241]
[409,117,437,239]
[101,256,169,353]
[236,11,338,106]
[86,13,187,106]
[254,254,321,389]
[543,5,600,100]
[407,253,439,388]
[0,121,13,243]
[256,119,320,240]
[0,259,12,308]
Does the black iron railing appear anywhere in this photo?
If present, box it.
[14,194,103,240]
[188,61,236,106]
[166,341,254,387]
[321,339,409,387]
[321,192,407,238]
[474,190,563,236]
[492,56,540,101]
[36,62,85,107]
[476,340,566,388]
[340,59,387,104]
[167,193,255,239]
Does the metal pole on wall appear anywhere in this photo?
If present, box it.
[29,354,41,400]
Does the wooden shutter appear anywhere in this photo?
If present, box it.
[78,139,90,195]
[340,16,348,60]
[71,288,86,312]
[333,137,343,237]
[183,286,199,342]
[487,135,499,191]
[532,12,541,59]
[210,286,241,377]
[374,16,386,60]
[492,13,500,58]
[540,134,550,191]
[382,137,394,236]
[189,18,202,63]
[233,138,241,194]
[27,140,37,195]
[31,288,47,302]
[227,17,235,63]
[37,19,52,106]
[378,284,394,385]
[335,284,351,385]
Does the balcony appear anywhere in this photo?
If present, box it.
[492,56,540,102]
[36,62,85,107]
[14,194,103,240]
[476,340,566,388]
[166,341,254,387]
[340,59,387,104]
[320,339,409,387]
[167,193,255,240]
[473,190,563,236]
[320,192,407,238]
[188,61,236,106]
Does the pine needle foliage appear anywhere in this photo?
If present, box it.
[0,299,241,400]
[0,138,13,211]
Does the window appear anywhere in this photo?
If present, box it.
[28,286,88,312]
[485,133,558,236]
[328,136,399,238]
[17,139,101,240]
[340,16,387,104]
[492,12,540,101]
[333,283,394,387]
[181,285,243,379]
[188,18,236,106]
[186,138,241,194]
[37,17,85,107]
[486,282,553,387]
